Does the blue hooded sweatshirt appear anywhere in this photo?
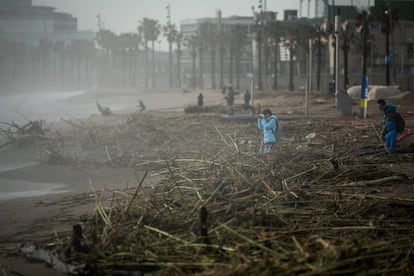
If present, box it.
[258,115,278,143]
[383,103,397,122]
[385,121,397,154]
[381,103,397,139]
[383,103,396,115]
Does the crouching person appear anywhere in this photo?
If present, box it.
[384,121,397,154]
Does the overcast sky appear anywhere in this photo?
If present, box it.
[33,0,298,33]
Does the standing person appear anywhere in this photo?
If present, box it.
[257,109,278,154]
[197,92,204,107]
[243,89,253,112]
[377,99,396,140]
[244,89,251,106]
[384,121,397,154]
[225,87,235,115]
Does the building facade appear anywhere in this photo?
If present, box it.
[0,0,93,46]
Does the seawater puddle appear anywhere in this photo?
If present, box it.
[0,179,72,201]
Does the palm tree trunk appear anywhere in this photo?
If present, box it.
[211,50,216,89]
[343,47,349,89]
[264,43,269,76]
[289,45,294,91]
[192,47,196,89]
[144,41,149,88]
[219,44,224,88]
[60,52,65,87]
[176,46,181,88]
[236,48,241,90]
[133,52,137,88]
[151,40,156,88]
[272,40,278,90]
[229,48,234,85]
[257,38,263,90]
[198,47,204,89]
[168,42,173,88]
[122,51,127,87]
[385,31,390,85]
[316,31,321,91]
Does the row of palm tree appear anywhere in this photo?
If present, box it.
[1,5,398,93]
[0,38,96,90]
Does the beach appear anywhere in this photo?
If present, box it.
[1,88,413,275]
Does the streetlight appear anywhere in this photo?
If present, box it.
[384,8,391,86]
[251,5,263,91]
[360,12,369,119]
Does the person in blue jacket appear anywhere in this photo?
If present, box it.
[377,99,397,140]
[384,120,397,154]
[257,109,278,154]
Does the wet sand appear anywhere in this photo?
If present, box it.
[0,88,224,274]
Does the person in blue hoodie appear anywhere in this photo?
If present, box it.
[384,120,397,154]
[377,99,397,140]
[257,109,278,154]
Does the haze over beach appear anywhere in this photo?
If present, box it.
[33,0,298,33]
[1,0,414,275]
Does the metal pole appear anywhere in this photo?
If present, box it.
[385,9,390,86]
[334,13,340,106]
[305,39,312,117]
[250,79,255,114]
[309,38,312,94]
[360,18,368,119]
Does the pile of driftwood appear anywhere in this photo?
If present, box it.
[40,113,413,275]
[0,120,49,147]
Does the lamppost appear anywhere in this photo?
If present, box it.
[360,12,369,119]
[252,1,264,91]
[384,8,392,86]
[281,34,296,92]
[165,4,174,88]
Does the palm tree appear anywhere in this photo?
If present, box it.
[229,25,248,90]
[264,21,282,90]
[340,21,358,90]
[282,19,318,91]
[129,33,141,88]
[53,41,65,86]
[280,22,297,91]
[218,20,225,89]
[370,5,399,85]
[196,23,210,89]
[185,34,198,89]
[116,33,134,87]
[254,22,264,90]
[199,22,218,89]
[139,18,160,88]
[163,23,178,88]
[96,29,117,87]
[175,31,184,88]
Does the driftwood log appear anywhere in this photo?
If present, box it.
[0,120,48,146]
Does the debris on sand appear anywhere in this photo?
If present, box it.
[29,112,414,275]
[0,119,49,147]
